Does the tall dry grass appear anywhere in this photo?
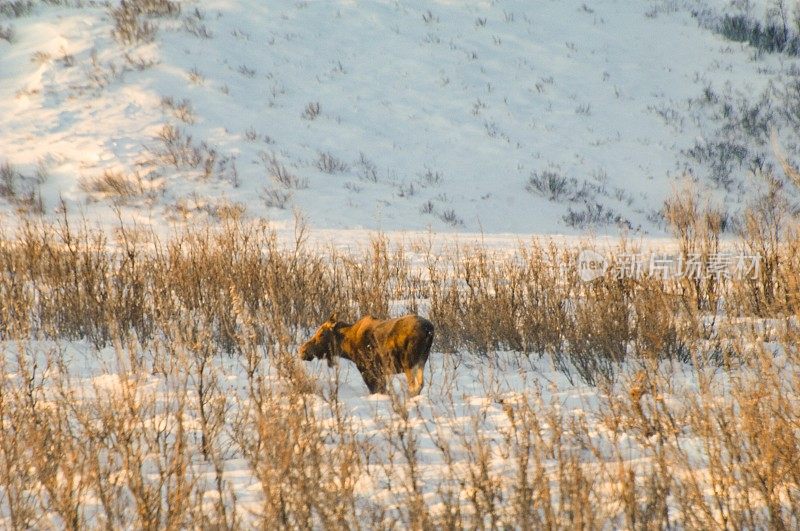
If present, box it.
[0,193,797,527]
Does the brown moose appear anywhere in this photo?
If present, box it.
[299,314,435,396]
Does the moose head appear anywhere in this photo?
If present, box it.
[298,313,345,367]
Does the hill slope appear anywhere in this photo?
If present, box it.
[1,0,799,235]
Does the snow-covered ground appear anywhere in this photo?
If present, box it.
[1,0,799,236]
[8,337,791,527]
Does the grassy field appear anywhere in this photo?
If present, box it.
[0,193,798,528]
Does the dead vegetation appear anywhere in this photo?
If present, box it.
[0,182,798,526]
[79,169,162,204]
[109,0,180,45]
[0,161,44,214]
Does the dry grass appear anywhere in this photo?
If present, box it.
[79,169,151,204]
[0,161,44,214]
[0,193,797,526]
[109,0,180,45]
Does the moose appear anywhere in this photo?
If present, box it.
[299,314,435,396]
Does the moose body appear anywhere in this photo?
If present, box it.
[299,314,434,395]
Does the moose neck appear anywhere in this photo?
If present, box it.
[332,323,357,361]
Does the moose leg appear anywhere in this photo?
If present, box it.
[361,367,387,394]
[404,366,417,395]
[361,370,380,393]
[406,362,424,397]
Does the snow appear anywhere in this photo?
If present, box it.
[2,0,799,525]
[0,339,737,526]
[3,336,789,527]
[1,0,799,237]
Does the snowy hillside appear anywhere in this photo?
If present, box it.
[1,0,800,235]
